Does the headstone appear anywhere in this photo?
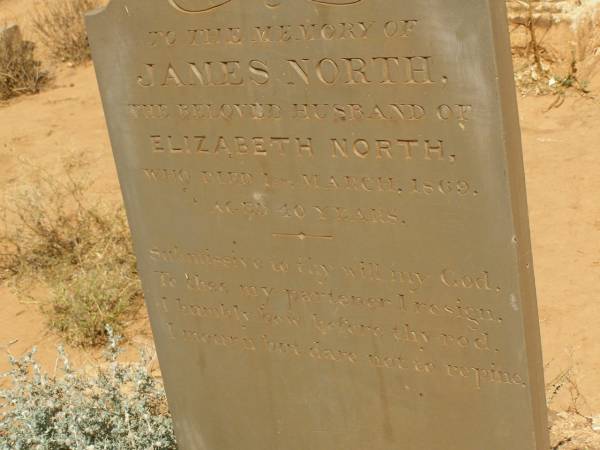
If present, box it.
[87,1,549,449]
[0,24,21,46]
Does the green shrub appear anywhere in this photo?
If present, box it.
[0,26,48,100]
[0,329,177,449]
[0,156,142,346]
[49,236,141,347]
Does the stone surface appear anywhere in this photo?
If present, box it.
[0,24,21,44]
[506,0,572,25]
[87,1,549,449]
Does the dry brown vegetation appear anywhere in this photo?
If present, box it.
[0,26,47,100]
[546,360,600,449]
[31,0,100,65]
[0,155,142,346]
[510,3,591,98]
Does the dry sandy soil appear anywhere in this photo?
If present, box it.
[1,1,600,448]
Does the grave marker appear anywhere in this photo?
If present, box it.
[87,1,549,449]
[0,24,20,44]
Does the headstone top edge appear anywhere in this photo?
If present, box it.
[84,0,120,25]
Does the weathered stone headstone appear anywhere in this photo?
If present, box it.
[87,1,549,449]
[0,24,21,46]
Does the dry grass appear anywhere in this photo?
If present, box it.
[0,26,47,100]
[550,410,600,449]
[509,1,592,99]
[0,155,142,347]
[546,364,600,449]
[31,0,100,65]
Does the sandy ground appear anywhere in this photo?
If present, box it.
[520,92,600,413]
[0,2,599,446]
